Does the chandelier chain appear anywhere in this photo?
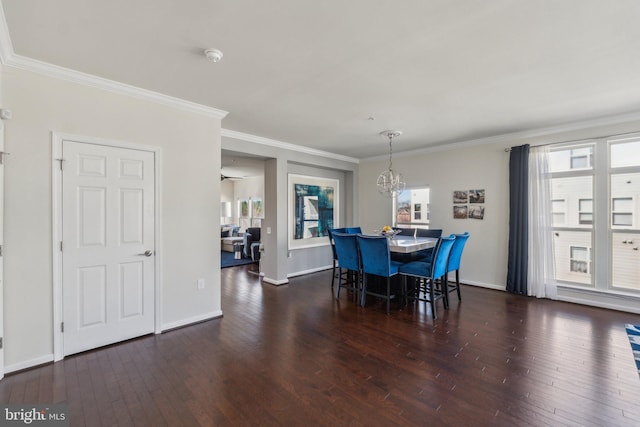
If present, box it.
[388,134,394,172]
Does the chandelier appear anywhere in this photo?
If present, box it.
[377,130,405,197]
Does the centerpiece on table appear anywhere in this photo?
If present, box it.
[380,225,401,238]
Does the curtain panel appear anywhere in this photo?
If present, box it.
[527,145,557,298]
[506,144,529,294]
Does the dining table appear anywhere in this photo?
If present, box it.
[387,235,438,253]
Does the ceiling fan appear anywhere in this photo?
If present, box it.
[220,173,243,181]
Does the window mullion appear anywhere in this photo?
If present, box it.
[593,139,610,291]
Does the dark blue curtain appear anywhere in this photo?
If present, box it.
[506,144,529,295]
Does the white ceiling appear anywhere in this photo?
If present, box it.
[221,150,266,179]
[4,0,640,158]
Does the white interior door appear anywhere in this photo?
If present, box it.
[62,141,155,356]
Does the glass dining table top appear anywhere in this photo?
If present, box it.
[386,236,438,253]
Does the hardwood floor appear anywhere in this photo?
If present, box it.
[2,266,640,426]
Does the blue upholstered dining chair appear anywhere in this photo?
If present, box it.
[328,227,362,288]
[328,228,347,288]
[413,228,443,262]
[398,235,456,319]
[444,232,470,304]
[332,232,361,300]
[357,234,404,314]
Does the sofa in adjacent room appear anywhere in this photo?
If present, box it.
[221,224,243,252]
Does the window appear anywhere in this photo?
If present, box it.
[610,139,640,291]
[549,137,640,293]
[570,246,590,273]
[395,187,430,228]
[611,140,640,168]
[570,147,593,169]
[579,199,593,225]
[552,199,566,225]
[414,203,422,220]
[550,143,594,286]
[612,197,633,226]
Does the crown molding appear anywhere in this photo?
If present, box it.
[8,55,228,118]
[0,4,227,119]
[0,3,12,65]
[221,128,360,164]
[361,110,640,163]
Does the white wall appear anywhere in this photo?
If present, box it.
[3,68,222,369]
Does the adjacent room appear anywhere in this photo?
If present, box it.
[220,150,266,269]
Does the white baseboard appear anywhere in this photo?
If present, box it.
[288,265,332,278]
[556,286,640,314]
[461,280,506,291]
[463,280,640,314]
[161,310,223,332]
[262,276,289,286]
[5,354,54,374]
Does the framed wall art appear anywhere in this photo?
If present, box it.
[288,174,338,250]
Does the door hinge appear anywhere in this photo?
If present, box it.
[55,158,65,171]
[61,322,64,333]
[0,337,3,349]
[60,241,63,252]
[0,244,3,257]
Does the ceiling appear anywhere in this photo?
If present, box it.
[4,1,640,158]
[221,150,266,179]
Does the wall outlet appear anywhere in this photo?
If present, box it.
[197,278,205,290]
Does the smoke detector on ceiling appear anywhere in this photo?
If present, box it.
[204,48,223,63]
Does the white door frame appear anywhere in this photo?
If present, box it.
[0,119,5,379]
[52,132,163,361]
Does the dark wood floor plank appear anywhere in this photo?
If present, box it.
[2,266,640,426]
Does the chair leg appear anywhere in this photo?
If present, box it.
[401,276,407,307]
[442,274,449,309]
[429,279,437,319]
[386,277,391,314]
[336,267,343,300]
[456,270,462,301]
[331,260,337,288]
[360,274,368,307]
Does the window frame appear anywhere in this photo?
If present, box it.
[578,198,593,225]
[611,197,633,227]
[551,198,566,226]
[569,246,590,274]
[570,147,593,170]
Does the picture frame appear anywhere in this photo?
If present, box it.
[453,205,468,219]
[469,205,485,220]
[469,189,485,204]
[288,174,338,250]
[453,190,468,204]
[239,199,250,218]
[251,197,264,218]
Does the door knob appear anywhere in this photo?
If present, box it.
[139,250,153,257]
